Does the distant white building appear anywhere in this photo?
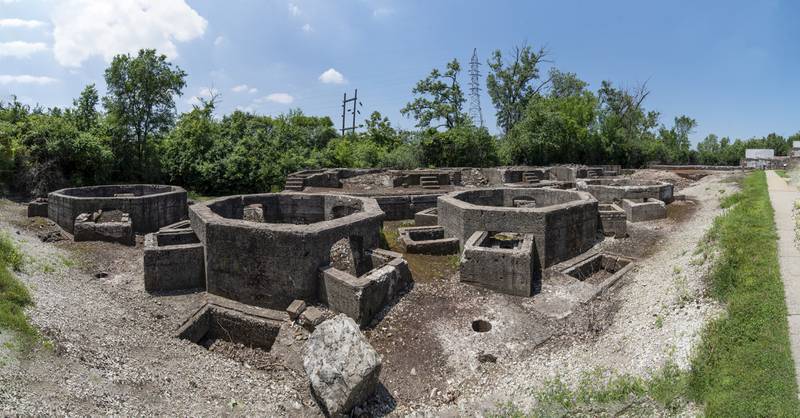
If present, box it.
[743,148,785,169]
[793,141,800,157]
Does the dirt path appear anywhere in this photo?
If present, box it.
[765,170,800,394]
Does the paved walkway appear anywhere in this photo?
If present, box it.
[766,170,800,393]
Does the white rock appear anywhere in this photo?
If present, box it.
[303,314,381,417]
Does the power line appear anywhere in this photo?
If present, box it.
[468,48,484,127]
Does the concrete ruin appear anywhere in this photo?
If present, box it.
[48,184,187,234]
[73,210,135,246]
[397,225,460,255]
[413,207,438,226]
[438,187,599,267]
[598,203,627,237]
[143,221,205,292]
[576,178,674,204]
[26,198,48,217]
[188,193,385,310]
[459,231,539,296]
[622,198,667,222]
[319,248,411,327]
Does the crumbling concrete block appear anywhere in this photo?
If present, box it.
[74,210,135,246]
[397,226,459,255]
[300,306,327,330]
[576,178,674,204]
[460,231,539,296]
[27,198,48,217]
[242,203,264,222]
[598,203,627,237]
[621,198,666,222]
[319,249,411,327]
[287,299,307,320]
[413,207,438,226]
[303,314,382,417]
[143,227,205,292]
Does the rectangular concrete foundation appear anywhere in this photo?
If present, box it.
[622,198,666,222]
[74,211,135,246]
[460,231,539,297]
[598,203,627,237]
[413,207,438,226]
[319,249,411,327]
[143,226,205,292]
[397,226,460,255]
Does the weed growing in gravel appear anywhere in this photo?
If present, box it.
[0,232,37,345]
[655,315,664,329]
[489,361,689,417]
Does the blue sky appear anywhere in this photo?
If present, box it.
[1,0,799,145]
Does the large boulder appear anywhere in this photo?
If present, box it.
[303,314,382,417]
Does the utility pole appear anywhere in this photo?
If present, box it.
[468,48,484,127]
[341,89,362,135]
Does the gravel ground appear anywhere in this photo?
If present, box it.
[0,172,737,416]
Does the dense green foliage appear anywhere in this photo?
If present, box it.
[1,46,799,197]
[689,171,800,415]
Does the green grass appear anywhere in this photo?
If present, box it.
[489,362,689,417]
[0,232,37,344]
[776,169,789,178]
[688,171,800,416]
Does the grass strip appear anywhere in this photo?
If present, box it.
[0,232,36,343]
[688,170,800,416]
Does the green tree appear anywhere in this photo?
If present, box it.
[401,59,467,129]
[71,84,100,132]
[102,49,187,178]
[486,44,549,134]
[419,125,499,167]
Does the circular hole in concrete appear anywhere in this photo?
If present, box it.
[478,353,497,363]
[94,272,108,279]
[472,319,492,333]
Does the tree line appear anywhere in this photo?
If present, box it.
[1,46,797,196]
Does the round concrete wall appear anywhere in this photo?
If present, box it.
[437,188,599,267]
[189,193,385,310]
[48,184,187,234]
[576,178,673,204]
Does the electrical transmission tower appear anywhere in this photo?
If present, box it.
[468,48,484,127]
[341,89,362,135]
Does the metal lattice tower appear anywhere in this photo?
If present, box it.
[468,48,484,127]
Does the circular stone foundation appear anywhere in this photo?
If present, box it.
[189,193,385,310]
[48,184,187,234]
[576,178,673,204]
[437,187,598,267]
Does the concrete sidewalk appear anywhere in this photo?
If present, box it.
[766,170,800,393]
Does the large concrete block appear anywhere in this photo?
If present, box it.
[397,226,460,255]
[598,203,627,237]
[27,198,48,217]
[143,227,205,292]
[460,231,540,296]
[621,198,667,222]
[73,211,134,246]
[577,178,673,204]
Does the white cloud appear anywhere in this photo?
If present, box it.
[187,87,219,106]
[214,35,224,46]
[0,75,58,85]
[262,93,294,104]
[232,84,258,94]
[372,7,394,18]
[302,23,312,32]
[318,68,346,84]
[0,18,46,29]
[288,2,301,16]
[0,41,48,58]
[51,0,208,67]
[235,105,254,113]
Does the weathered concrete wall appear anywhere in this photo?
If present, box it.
[576,178,673,204]
[598,203,627,237]
[27,199,48,217]
[319,249,411,327]
[459,231,539,296]
[73,212,135,246]
[438,188,599,267]
[48,184,187,234]
[397,226,460,255]
[414,207,438,226]
[144,228,205,292]
[373,194,439,220]
[622,198,666,222]
[190,193,385,310]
